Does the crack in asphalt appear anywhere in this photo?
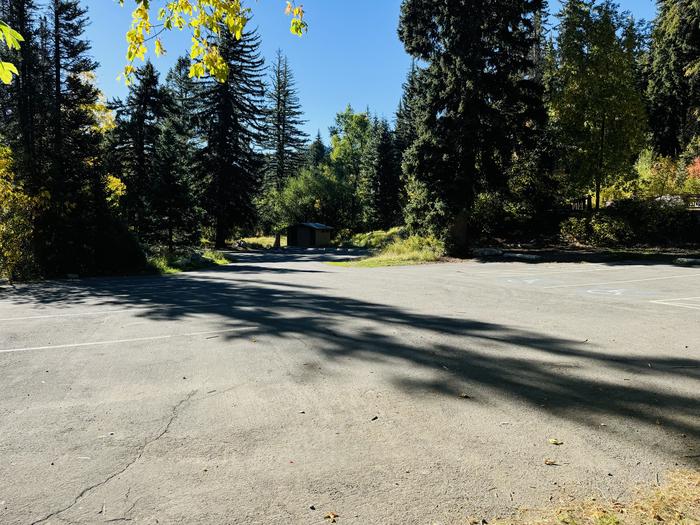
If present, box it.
[29,390,197,525]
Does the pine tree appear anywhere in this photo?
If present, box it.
[148,57,204,248]
[398,0,546,242]
[200,28,266,248]
[111,62,168,238]
[359,118,401,230]
[307,131,328,167]
[36,0,103,274]
[394,61,420,159]
[151,118,200,248]
[0,0,38,186]
[647,0,700,156]
[263,49,308,192]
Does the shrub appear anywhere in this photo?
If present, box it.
[560,215,632,246]
[343,227,405,249]
[403,176,449,239]
[0,148,44,281]
[469,191,506,239]
[333,234,445,267]
[146,247,231,274]
[380,235,445,261]
[560,198,697,247]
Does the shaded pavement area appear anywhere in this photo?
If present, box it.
[0,251,698,523]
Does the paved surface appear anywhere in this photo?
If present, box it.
[1,251,698,524]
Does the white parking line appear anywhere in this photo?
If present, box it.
[650,297,700,311]
[0,302,234,322]
[0,327,251,354]
[494,265,646,279]
[544,273,700,289]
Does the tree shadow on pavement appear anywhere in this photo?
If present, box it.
[2,259,698,462]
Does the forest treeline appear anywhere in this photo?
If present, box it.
[1,0,699,279]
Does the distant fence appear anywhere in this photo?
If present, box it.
[570,194,700,211]
[684,195,700,210]
[570,196,592,212]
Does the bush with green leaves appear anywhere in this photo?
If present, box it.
[560,199,697,247]
[342,227,406,250]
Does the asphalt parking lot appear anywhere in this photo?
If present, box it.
[1,251,698,524]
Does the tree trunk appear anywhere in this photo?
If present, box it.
[596,114,606,211]
[273,232,281,249]
[215,218,227,249]
[52,0,62,173]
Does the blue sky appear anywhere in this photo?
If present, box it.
[85,0,658,141]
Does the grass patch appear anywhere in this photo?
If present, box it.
[332,234,445,268]
[496,470,699,525]
[339,227,406,250]
[147,248,232,274]
[239,235,287,249]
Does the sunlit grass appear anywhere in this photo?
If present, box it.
[147,249,232,274]
[340,226,405,250]
[331,234,445,268]
[240,235,287,249]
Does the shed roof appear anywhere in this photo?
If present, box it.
[296,222,334,230]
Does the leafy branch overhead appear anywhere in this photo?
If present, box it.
[0,20,24,84]
[119,1,307,83]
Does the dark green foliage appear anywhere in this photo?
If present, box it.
[150,119,201,248]
[398,0,546,246]
[394,62,420,158]
[36,0,117,275]
[200,29,266,247]
[647,0,700,156]
[560,199,697,246]
[110,62,168,236]
[278,166,350,228]
[359,118,402,230]
[307,131,328,167]
[262,50,308,192]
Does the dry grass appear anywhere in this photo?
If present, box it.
[331,235,445,268]
[495,470,700,525]
[239,235,287,249]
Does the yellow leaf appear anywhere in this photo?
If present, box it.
[0,61,18,84]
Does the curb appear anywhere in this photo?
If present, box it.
[674,258,700,267]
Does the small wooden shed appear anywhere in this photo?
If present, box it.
[287,223,334,248]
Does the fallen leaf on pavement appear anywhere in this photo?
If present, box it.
[459,393,472,399]
[548,438,564,445]
[324,511,339,522]
[544,459,559,466]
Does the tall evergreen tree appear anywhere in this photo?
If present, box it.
[394,61,420,159]
[111,62,168,237]
[398,0,546,242]
[307,131,328,167]
[647,0,700,156]
[263,49,308,192]
[148,57,204,248]
[0,0,40,188]
[359,118,401,230]
[36,0,103,274]
[200,28,266,248]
